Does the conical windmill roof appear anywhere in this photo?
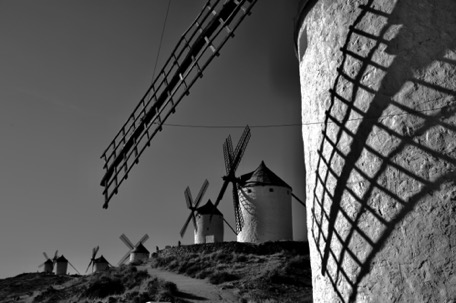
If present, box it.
[196,200,223,216]
[56,255,68,263]
[44,259,54,265]
[239,161,292,189]
[132,242,150,254]
[94,255,109,264]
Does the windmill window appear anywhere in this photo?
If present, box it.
[269,188,274,192]
[247,189,252,193]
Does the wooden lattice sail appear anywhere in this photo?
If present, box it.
[214,125,251,233]
[100,0,258,208]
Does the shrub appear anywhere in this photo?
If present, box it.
[121,269,150,289]
[184,263,205,277]
[124,291,139,300]
[83,276,124,298]
[208,271,239,284]
[132,292,152,303]
[284,255,310,273]
[214,251,232,262]
[167,259,179,270]
[146,278,160,296]
[160,281,178,294]
[233,253,248,262]
[194,268,212,279]
[153,255,175,267]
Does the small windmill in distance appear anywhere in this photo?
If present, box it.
[180,179,237,244]
[118,234,150,266]
[236,161,305,243]
[38,250,58,274]
[55,254,80,275]
[86,246,112,273]
[213,125,251,234]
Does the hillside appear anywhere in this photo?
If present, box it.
[0,241,312,303]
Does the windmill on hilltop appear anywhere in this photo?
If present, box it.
[180,179,237,244]
[236,161,305,243]
[213,125,251,235]
[55,254,80,275]
[211,127,305,244]
[100,0,258,207]
[86,246,112,273]
[118,234,150,265]
[38,250,58,274]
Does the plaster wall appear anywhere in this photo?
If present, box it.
[129,252,148,263]
[297,0,456,302]
[55,262,67,275]
[43,263,53,273]
[95,263,109,272]
[194,213,224,244]
[237,185,292,243]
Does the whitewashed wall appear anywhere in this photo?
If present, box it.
[297,0,456,301]
[194,213,224,244]
[237,185,293,243]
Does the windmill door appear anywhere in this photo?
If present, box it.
[205,235,215,243]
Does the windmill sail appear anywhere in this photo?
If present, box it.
[214,125,250,233]
[180,179,209,237]
[100,0,258,208]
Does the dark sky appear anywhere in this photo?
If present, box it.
[0,0,305,278]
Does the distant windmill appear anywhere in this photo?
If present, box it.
[100,0,258,207]
[213,125,251,234]
[180,180,236,243]
[55,254,80,275]
[38,250,58,274]
[86,246,112,273]
[118,234,150,266]
[237,161,305,243]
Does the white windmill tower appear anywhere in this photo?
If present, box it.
[38,251,58,274]
[180,180,238,244]
[118,234,150,265]
[55,254,80,275]
[194,200,225,243]
[86,246,112,273]
[237,161,305,243]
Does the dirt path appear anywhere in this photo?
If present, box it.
[141,267,240,302]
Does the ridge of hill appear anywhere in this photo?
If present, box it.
[151,241,312,302]
[0,241,312,303]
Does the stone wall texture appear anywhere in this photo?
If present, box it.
[296,0,456,302]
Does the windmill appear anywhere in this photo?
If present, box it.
[213,125,251,234]
[38,250,58,274]
[180,179,237,243]
[100,0,258,208]
[118,234,150,266]
[236,161,304,243]
[55,254,80,275]
[86,246,112,273]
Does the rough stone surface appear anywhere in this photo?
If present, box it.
[297,0,456,302]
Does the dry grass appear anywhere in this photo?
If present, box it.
[150,241,312,303]
[1,241,310,303]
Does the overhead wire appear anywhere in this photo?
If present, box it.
[145,2,453,131]
[151,0,172,82]
[154,104,455,129]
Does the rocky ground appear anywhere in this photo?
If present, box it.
[0,241,312,303]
